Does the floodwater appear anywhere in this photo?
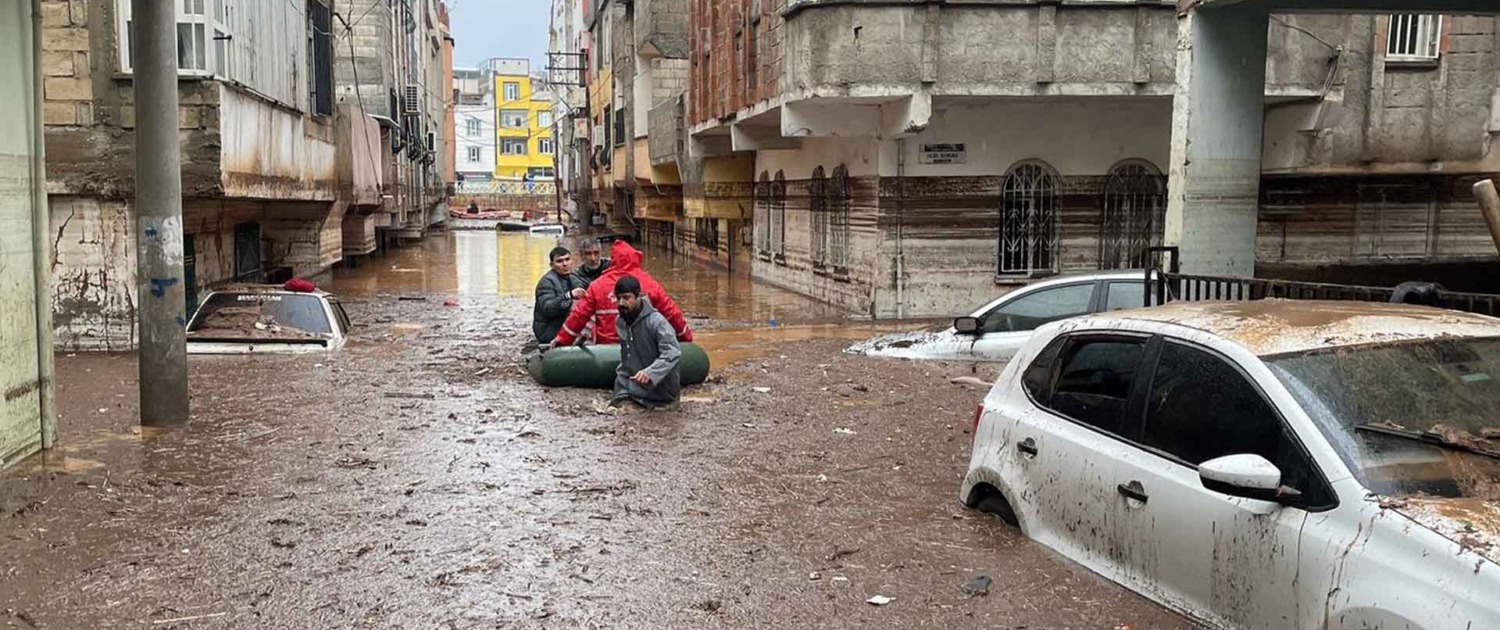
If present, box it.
[0,228,1189,628]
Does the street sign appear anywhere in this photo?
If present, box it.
[919,143,966,165]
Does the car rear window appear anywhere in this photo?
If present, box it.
[189,293,332,337]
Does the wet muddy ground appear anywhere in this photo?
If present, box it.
[1,233,1190,628]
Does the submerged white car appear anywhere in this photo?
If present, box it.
[962,300,1500,629]
[187,286,351,354]
[851,270,1154,362]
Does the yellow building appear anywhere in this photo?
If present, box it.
[493,67,556,180]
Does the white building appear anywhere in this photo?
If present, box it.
[454,67,495,185]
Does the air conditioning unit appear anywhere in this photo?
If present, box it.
[403,85,420,114]
[592,124,605,146]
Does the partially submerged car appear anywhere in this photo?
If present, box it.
[963,299,1500,629]
[187,285,351,354]
[850,270,1154,362]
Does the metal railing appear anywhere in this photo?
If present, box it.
[1145,246,1500,318]
[455,181,557,196]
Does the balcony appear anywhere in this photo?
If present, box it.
[634,0,689,60]
[648,95,684,167]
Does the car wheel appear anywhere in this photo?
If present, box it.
[974,488,1019,528]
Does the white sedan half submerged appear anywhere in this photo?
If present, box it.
[963,299,1500,629]
[186,286,351,354]
[850,270,1154,362]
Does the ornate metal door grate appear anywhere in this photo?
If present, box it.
[828,166,852,274]
[1100,161,1165,270]
[998,162,1059,275]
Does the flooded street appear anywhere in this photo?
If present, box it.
[0,232,1187,629]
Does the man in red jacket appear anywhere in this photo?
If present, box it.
[553,240,693,346]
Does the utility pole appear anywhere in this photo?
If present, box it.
[547,50,588,229]
[133,0,190,426]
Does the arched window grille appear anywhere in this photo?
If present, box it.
[998,161,1060,276]
[1099,160,1165,270]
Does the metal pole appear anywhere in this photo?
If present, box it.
[29,0,57,447]
[133,0,190,426]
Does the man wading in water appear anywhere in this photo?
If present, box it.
[610,276,682,411]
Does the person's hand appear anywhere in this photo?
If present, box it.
[570,288,585,299]
[631,371,651,386]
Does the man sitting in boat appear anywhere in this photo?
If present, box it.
[552,240,692,347]
[573,239,610,285]
[533,246,586,345]
[610,276,682,410]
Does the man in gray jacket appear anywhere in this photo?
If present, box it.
[533,246,586,344]
[610,276,682,409]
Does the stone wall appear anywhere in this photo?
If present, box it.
[637,0,690,59]
[690,0,787,126]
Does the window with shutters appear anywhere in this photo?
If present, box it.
[504,82,521,101]
[809,166,828,271]
[307,0,333,117]
[755,171,772,260]
[1099,160,1165,270]
[828,165,852,276]
[771,170,787,262]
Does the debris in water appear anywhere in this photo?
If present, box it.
[397,296,428,302]
[865,595,893,606]
[962,574,994,597]
[950,376,989,389]
[474,367,492,377]
[692,599,723,613]
[808,571,822,581]
[751,387,771,394]
[834,428,856,435]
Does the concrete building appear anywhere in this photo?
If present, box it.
[549,0,588,221]
[491,59,556,181]
[671,1,1500,318]
[42,0,451,351]
[568,0,691,242]
[1,0,57,469]
[337,0,454,243]
[454,67,497,186]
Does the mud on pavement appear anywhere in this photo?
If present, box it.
[1,236,1190,629]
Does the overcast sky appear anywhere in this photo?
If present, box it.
[449,0,552,72]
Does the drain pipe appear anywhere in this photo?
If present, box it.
[29,0,57,448]
[895,138,907,319]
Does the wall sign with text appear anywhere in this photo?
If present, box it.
[919,143,966,165]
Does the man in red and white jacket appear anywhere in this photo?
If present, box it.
[552,240,693,346]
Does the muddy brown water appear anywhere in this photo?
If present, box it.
[1,232,1189,628]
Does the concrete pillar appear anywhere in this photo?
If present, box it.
[1164,4,1270,277]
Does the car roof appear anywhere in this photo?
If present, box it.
[1077,299,1500,356]
[969,270,1149,315]
[210,284,332,297]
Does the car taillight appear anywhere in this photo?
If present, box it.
[970,404,984,443]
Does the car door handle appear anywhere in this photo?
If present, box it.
[1016,438,1038,458]
[1117,482,1149,504]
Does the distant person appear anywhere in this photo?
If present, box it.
[610,276,682,410]
[523,172,536,193]
[553,240,692,346]
[573,239,611,285]
[533,246,586,345]
[466,201,479,215]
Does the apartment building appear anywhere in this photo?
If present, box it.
[492,59,557,181]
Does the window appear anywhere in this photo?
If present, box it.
[539,138,555,155]
[466,118,482,135]
[1022,336,1068,403]
[829,165,852,274]
[809,166,828,269]
[1141,342,1333,507]
[771,170,787,259]
[307,0,333,117]
[502,139,527,155]
[613,107,625,147]
[1386,14,1442,61]
[501,110,528,128]
[998,161,1060,276]
[539,112,553,128]
[755,171,772,259]
[467,146,481,162]
[120,0,231,76]
[1047,338,1148,437]
[504,82,521,101]
[696,218,721,251]
[1104,281,1145,312]
[1099,160,1165,270]
[981,283,1094,334]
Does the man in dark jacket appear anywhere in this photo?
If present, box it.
[533,246,586,344]
[572,239,610,285]
[611,276,681,409]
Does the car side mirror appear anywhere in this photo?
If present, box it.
[954,316,981,336]
[1199,454,1300,504]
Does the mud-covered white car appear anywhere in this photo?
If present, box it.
[851,270,1154,363]
[963,300,1500,629]
[187,286,351,354]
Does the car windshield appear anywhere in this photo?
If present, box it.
[188,293,333,339]
[1267,337,1500,500]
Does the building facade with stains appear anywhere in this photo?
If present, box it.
[2,0,58,470]
[672,1,1500,318]
[43,0,451,351]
